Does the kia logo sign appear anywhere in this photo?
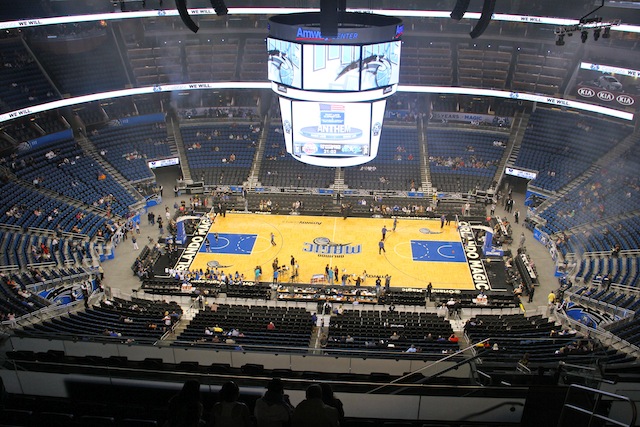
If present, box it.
[578,87,595,98]
[616,94,635,106]
[597,91,614,101]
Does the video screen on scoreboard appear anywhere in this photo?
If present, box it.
[360,41,401,90]
[302,44,361,91]
[292,101,371,157]
[267,38,302,89]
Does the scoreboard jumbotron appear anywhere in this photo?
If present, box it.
[267,12,403,167]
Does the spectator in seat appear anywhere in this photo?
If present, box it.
[611,244,621,257]
[165,379,204,427]
[292,384,339,427]
[267,321,276,331]
[254,378,294,427]
[210,381,252,427]
[320,383,344,425]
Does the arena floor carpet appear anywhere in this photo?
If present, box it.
[175,213,485,290]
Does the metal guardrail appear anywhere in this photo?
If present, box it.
[564,291,633,324]
[558,383,637,427]
[554,309,640,359]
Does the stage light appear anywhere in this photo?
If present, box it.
[470,0,496,39]
[176,0,199,33]
[209,0,228,16]
[603,27,610,38]
[556,34,565,46]
[594,28,601,41]
[450,0,470,21]
[581,30,588,43]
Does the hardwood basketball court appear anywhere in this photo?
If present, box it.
[180,213,478,290]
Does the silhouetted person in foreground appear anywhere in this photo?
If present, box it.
[210,381,252,427]
[292,384,340,427]
[320,383,344,425]
[254,378,294,427]
[164,379,204,427]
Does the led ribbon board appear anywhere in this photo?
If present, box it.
[0,83,633,125]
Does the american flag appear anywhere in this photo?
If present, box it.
[320,103,345,111]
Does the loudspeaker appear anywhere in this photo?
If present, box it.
[470,0,496,39]
[321,0,339,38]
[176,0,199,33]
[209,0,228,16]
[450,0,471,21]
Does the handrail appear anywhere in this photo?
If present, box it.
[367,338,491,394]
[1,357,530,395]
[558,383,637,427]
[564,291,633,324]
[0,222,23,232]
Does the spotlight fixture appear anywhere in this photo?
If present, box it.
[553,0,620,47]
[555,34,565,46]
[176,0,199,33]
[209,0,228,16]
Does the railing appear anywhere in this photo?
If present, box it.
[0,222,23,232]
[558,384,637,427]
[0,354,529,424]
[564,291,633,325]
[27,226,90,241]
[554,309,640,359]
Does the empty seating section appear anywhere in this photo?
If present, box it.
[0,229,78,268]
[240,37,267,81]
[186,39,239,82]
[30,32,129,96]
[181,124,258,185]
[326,310,457,355]
[17,297,182,340]
[343,126,420,191]
[260,126,335,188]
[101,99,137,119]
[458,47,511,89]
[515,108,632,192]
[559,216,640,257]
[0,271,50,317]
[538,142,640,237]
[399,42,452,86]
[512,52,571,95]
[134,95,164,115]
[0,180,107,237]
[464,314,628,365]
[572,254,640,289]
[32,112,67,134]
[127,42,184,86]
[0,38,58,113]
[175,304,313,350]
[427,129,506,192]
[610,318,640,348]
[74,103,106,126]
[12,137,136,216]
[90,122,171,182]
[572,285,640,312]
